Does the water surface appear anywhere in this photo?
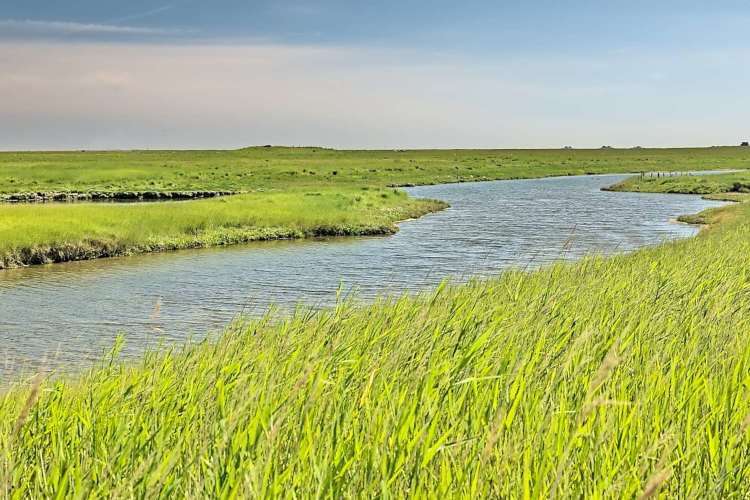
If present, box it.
[0,174,726,378]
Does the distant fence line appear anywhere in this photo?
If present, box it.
[640,171,695,179]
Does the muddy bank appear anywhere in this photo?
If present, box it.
[0,190,238,203]
[0,225,399,269]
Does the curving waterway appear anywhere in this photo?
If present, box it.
[0,174,727,378]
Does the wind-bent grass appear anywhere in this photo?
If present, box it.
[2,146,750,267]
[2,199,749,497]
[0,189,446,268]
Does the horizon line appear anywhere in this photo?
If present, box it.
[1,144,748,154]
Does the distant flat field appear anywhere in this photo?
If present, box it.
[1,146,749,268]
[2,146,750,193]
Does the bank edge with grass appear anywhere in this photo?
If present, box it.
[605,171,750,227]
[0,191,448,269]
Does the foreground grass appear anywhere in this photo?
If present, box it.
[2,146,750,267]
[0,188,445,268]
[2,199,749,497]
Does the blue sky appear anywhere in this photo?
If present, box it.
[1,1,749,149]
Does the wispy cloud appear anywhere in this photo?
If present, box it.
[0,19,186,37]
[111,4,176,24]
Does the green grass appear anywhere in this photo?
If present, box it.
[3,146,750,194]
[2,196,750,497]
[605,170,750,195]
[2,146,750,268]
[0,188,446,268]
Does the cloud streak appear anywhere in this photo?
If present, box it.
[0,18,186,37]
[111,4,177,24]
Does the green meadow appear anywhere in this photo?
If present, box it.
[3,146,750,193]
[2,180,749,497]
[2,146,750,268]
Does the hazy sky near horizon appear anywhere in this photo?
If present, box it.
[1,1,749,150]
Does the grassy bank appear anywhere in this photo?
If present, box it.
[2,197,749,497]
[605,171,750,225]
[2,146,750,268]
[605,170,750,196]
[0,189,446,269]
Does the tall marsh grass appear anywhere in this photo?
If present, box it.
[2,203,749,497]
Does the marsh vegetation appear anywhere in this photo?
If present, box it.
[2,146,749,268]
[2,148,750,496]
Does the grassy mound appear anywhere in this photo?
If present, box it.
[2,200,749,497]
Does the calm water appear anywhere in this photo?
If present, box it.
[0,174,726,378]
